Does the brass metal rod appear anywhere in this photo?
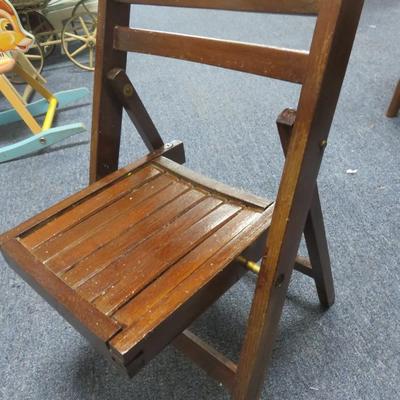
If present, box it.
[236,256,260,274]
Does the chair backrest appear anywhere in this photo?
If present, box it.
[91,0,363,178]
[90,0,363,293]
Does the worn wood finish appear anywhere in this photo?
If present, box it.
[114,27,309,84]
[89,0,131,182]
[156,156,271,209]
[111,210,270,328]
[32,174,174,261]
[1,239,121,347]
[107,68,165,151]
[1,156,273,378]
[173,330,237,391]
[43,179,190,274]
[81,199,235,307]
[62,190,206,287]
[277,108,334,307]
[386,80,400,118]
[233,1,364,398]
[115,0,321,15]
[0,140,183,247]
[109,218,271,368]
[22,165,162,249]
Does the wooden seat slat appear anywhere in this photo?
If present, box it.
[21,165,162,249]
[155,157,272,209]
[44,179,191,275]
[62,189,206,288]
[113,209,265,327]
[109,208,273,364]
[76,196,228,303]
[32,173,175,261]
[92,202,242,315]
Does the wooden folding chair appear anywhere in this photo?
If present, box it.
[0,0,364,398]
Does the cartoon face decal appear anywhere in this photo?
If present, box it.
[0,0,34,73]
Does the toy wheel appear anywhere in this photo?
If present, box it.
[71,0,95,17]
[19,11,56,58]
[61,13,97,71]
[7,42,45,84]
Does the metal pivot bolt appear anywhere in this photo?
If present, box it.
[123,84,134,97]
[274,273,285,288]
[320,139,328,149]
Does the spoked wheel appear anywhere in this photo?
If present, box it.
[72,0,95,17]
[19,11,56,58]
[7,42,45,84]
[61,13,97,71]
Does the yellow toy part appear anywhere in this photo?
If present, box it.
[0,0,34,73]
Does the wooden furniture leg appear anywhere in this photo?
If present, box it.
[233,2,364,398]
[386,80,400,118]
[277,109,335,308]
[89,0,130,183]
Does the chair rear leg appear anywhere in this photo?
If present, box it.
[277,109,334,308]
[386,80,400,118]
[304,189,335,307]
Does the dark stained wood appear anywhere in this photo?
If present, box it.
[112,210,266,327]
[0,155,271,379]
[107,68,165,151]
[32,174,174,261]
[21,165,162,249]
[62,189,206,288]
[173,330,237,391]
[155,156,271,210]
[294,256,313,278]
[92,203,241,315]
[121,260,247,377]
[90,0,131,182]
[109,208,273,366]
[304,192,335,306]
[45,180,191,275]
[277,108,334,307]
[76,196,226,302]
[0,140,184,247]
[234,1,364,398]
[115,0,321,15]
[114,27,309,84]
[386,80,400,118]
[1,239,121,345]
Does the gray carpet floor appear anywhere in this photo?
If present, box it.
[1,0,399,399]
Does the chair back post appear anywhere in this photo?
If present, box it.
[90,0,130,183]
[233,1,364,398]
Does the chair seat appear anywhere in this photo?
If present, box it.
[0,154,274,375]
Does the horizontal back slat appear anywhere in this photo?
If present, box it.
[115,0,320,15]
[114,27,309,84]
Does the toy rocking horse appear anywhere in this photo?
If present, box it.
[0,0,88,162]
